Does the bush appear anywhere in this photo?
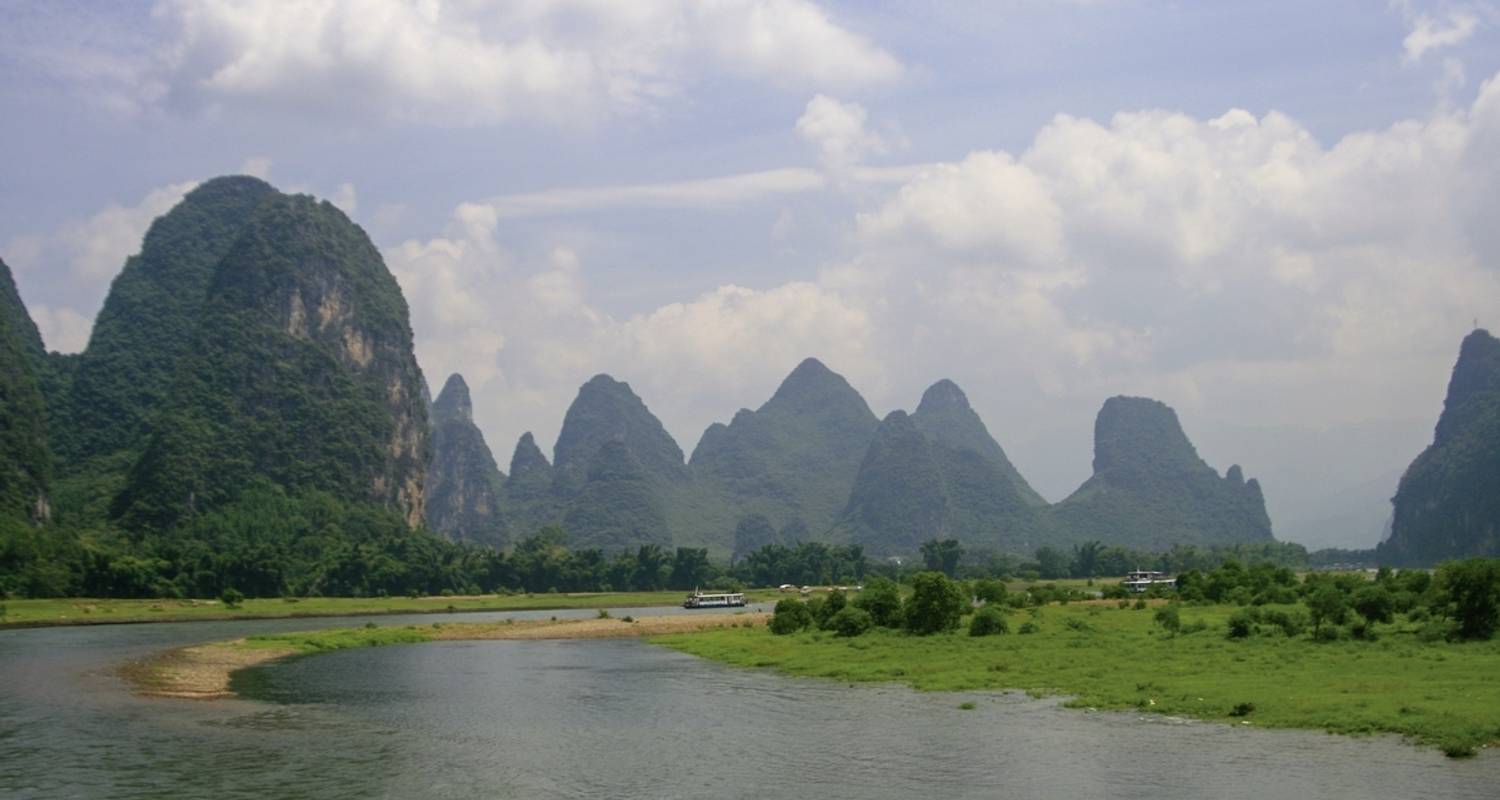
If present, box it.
[769,598,813,635]
[828,606,873,637]
[1261,608,1308,637]
[852,577,903,627]
[1435,559,1500,640]
[596,608,611,619]
[1312,625,1343,643]
[817,589,848,629]
[1153,604,1181,636]
[219,587,244,608]
[972,578,1008,605]
[1226,608,1255,639]
[969,606,1009,636]
[1018,621,1040,635]
[1307,584,1349,633]
[904,572,966,635]
[1352,585,1395,625]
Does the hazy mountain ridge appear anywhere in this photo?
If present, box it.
[0,258,52,522]
[1379,330,1500,564]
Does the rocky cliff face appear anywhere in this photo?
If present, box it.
[1380,330,1500,564]
[0,257,52,522]
[426,374,508,547]
[114,189,431,529]
[1047,396,1272,550]
[59,176,277,467]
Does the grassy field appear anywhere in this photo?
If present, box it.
[654,602,1500,756]
[0,589,779,627]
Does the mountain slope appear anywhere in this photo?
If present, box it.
[0,258,52,521]
[688,358,879,534]
[58,176,276,467]
[114,190,430,529]
[552,374,688,490]
[837,383,1047,556]
[426,374,508,547]
[1379,330,1500,564]
[1047,396,1272,550]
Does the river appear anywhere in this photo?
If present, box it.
[2,606,1496,799]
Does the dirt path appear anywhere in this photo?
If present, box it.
[124,612,769,701]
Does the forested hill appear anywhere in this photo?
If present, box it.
[836,381,1047,556]
[1379,330,1500,565]
[112,191,431,530]
[689,357,879,536]
[426,373,508,547]
[56,176,277,469]
[1046,396,1273,551]
[0,258,52,522]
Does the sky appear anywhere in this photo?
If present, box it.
[4,0,1500,550]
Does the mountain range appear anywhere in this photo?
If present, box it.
[8,175,1493,567]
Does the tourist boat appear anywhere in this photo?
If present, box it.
[1122,570,1177,593]
[682,591,748,609]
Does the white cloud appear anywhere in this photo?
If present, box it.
[27,305,94,354]
[796,93,889,172]
[149,0,902,125]
[477,168,827,218]
[1403,9,1480,62]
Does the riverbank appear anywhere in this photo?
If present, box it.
[655,603,1500,757]
[123,611,770,700]
[2,590,777,628]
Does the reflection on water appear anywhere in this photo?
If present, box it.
[2,609,1497,799]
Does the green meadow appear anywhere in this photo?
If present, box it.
[655,602,1500,756]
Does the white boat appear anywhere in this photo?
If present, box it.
[683,591,747,609]
[1122,570,1176,593]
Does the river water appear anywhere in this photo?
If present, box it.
[2,606,1496,799]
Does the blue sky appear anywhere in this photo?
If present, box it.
[4,0,1499,549]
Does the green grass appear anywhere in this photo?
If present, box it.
[655,603,1500,756]
[234,624,440,654]
[1,590,779,627]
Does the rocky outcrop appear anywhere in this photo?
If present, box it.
[426,374,508,547]
[1379,330,1500,564]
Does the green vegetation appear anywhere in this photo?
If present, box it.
[1381,329,1500,565]
[662,603,1500,756]
[665,560,1500,755]
[0,258,52,522]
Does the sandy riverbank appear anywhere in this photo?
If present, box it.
[124,612,770,700]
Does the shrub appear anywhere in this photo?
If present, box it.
[769,598,813,635]
[817,589,848,630]
[969,606,1009,636]
[853,577,903,627]
[1312,625,1343,643]
[1226,608,1255,639]
[1261,608,1308,637]
[1229,702,1256,717]
[904,572,966,635]
[1133,598,1148,610]
[219,587,244,608]
[1435,559,1500,640]
[828,606,873,637]
[973,578,1008,605]
[596,609,611,619]
[1352,585,1395,625]
[1349,620,1377,641]
[1018,621,1040,635]
[1307,584,1349,633]
[1153,604,1181,636]
[440,588,455,597]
